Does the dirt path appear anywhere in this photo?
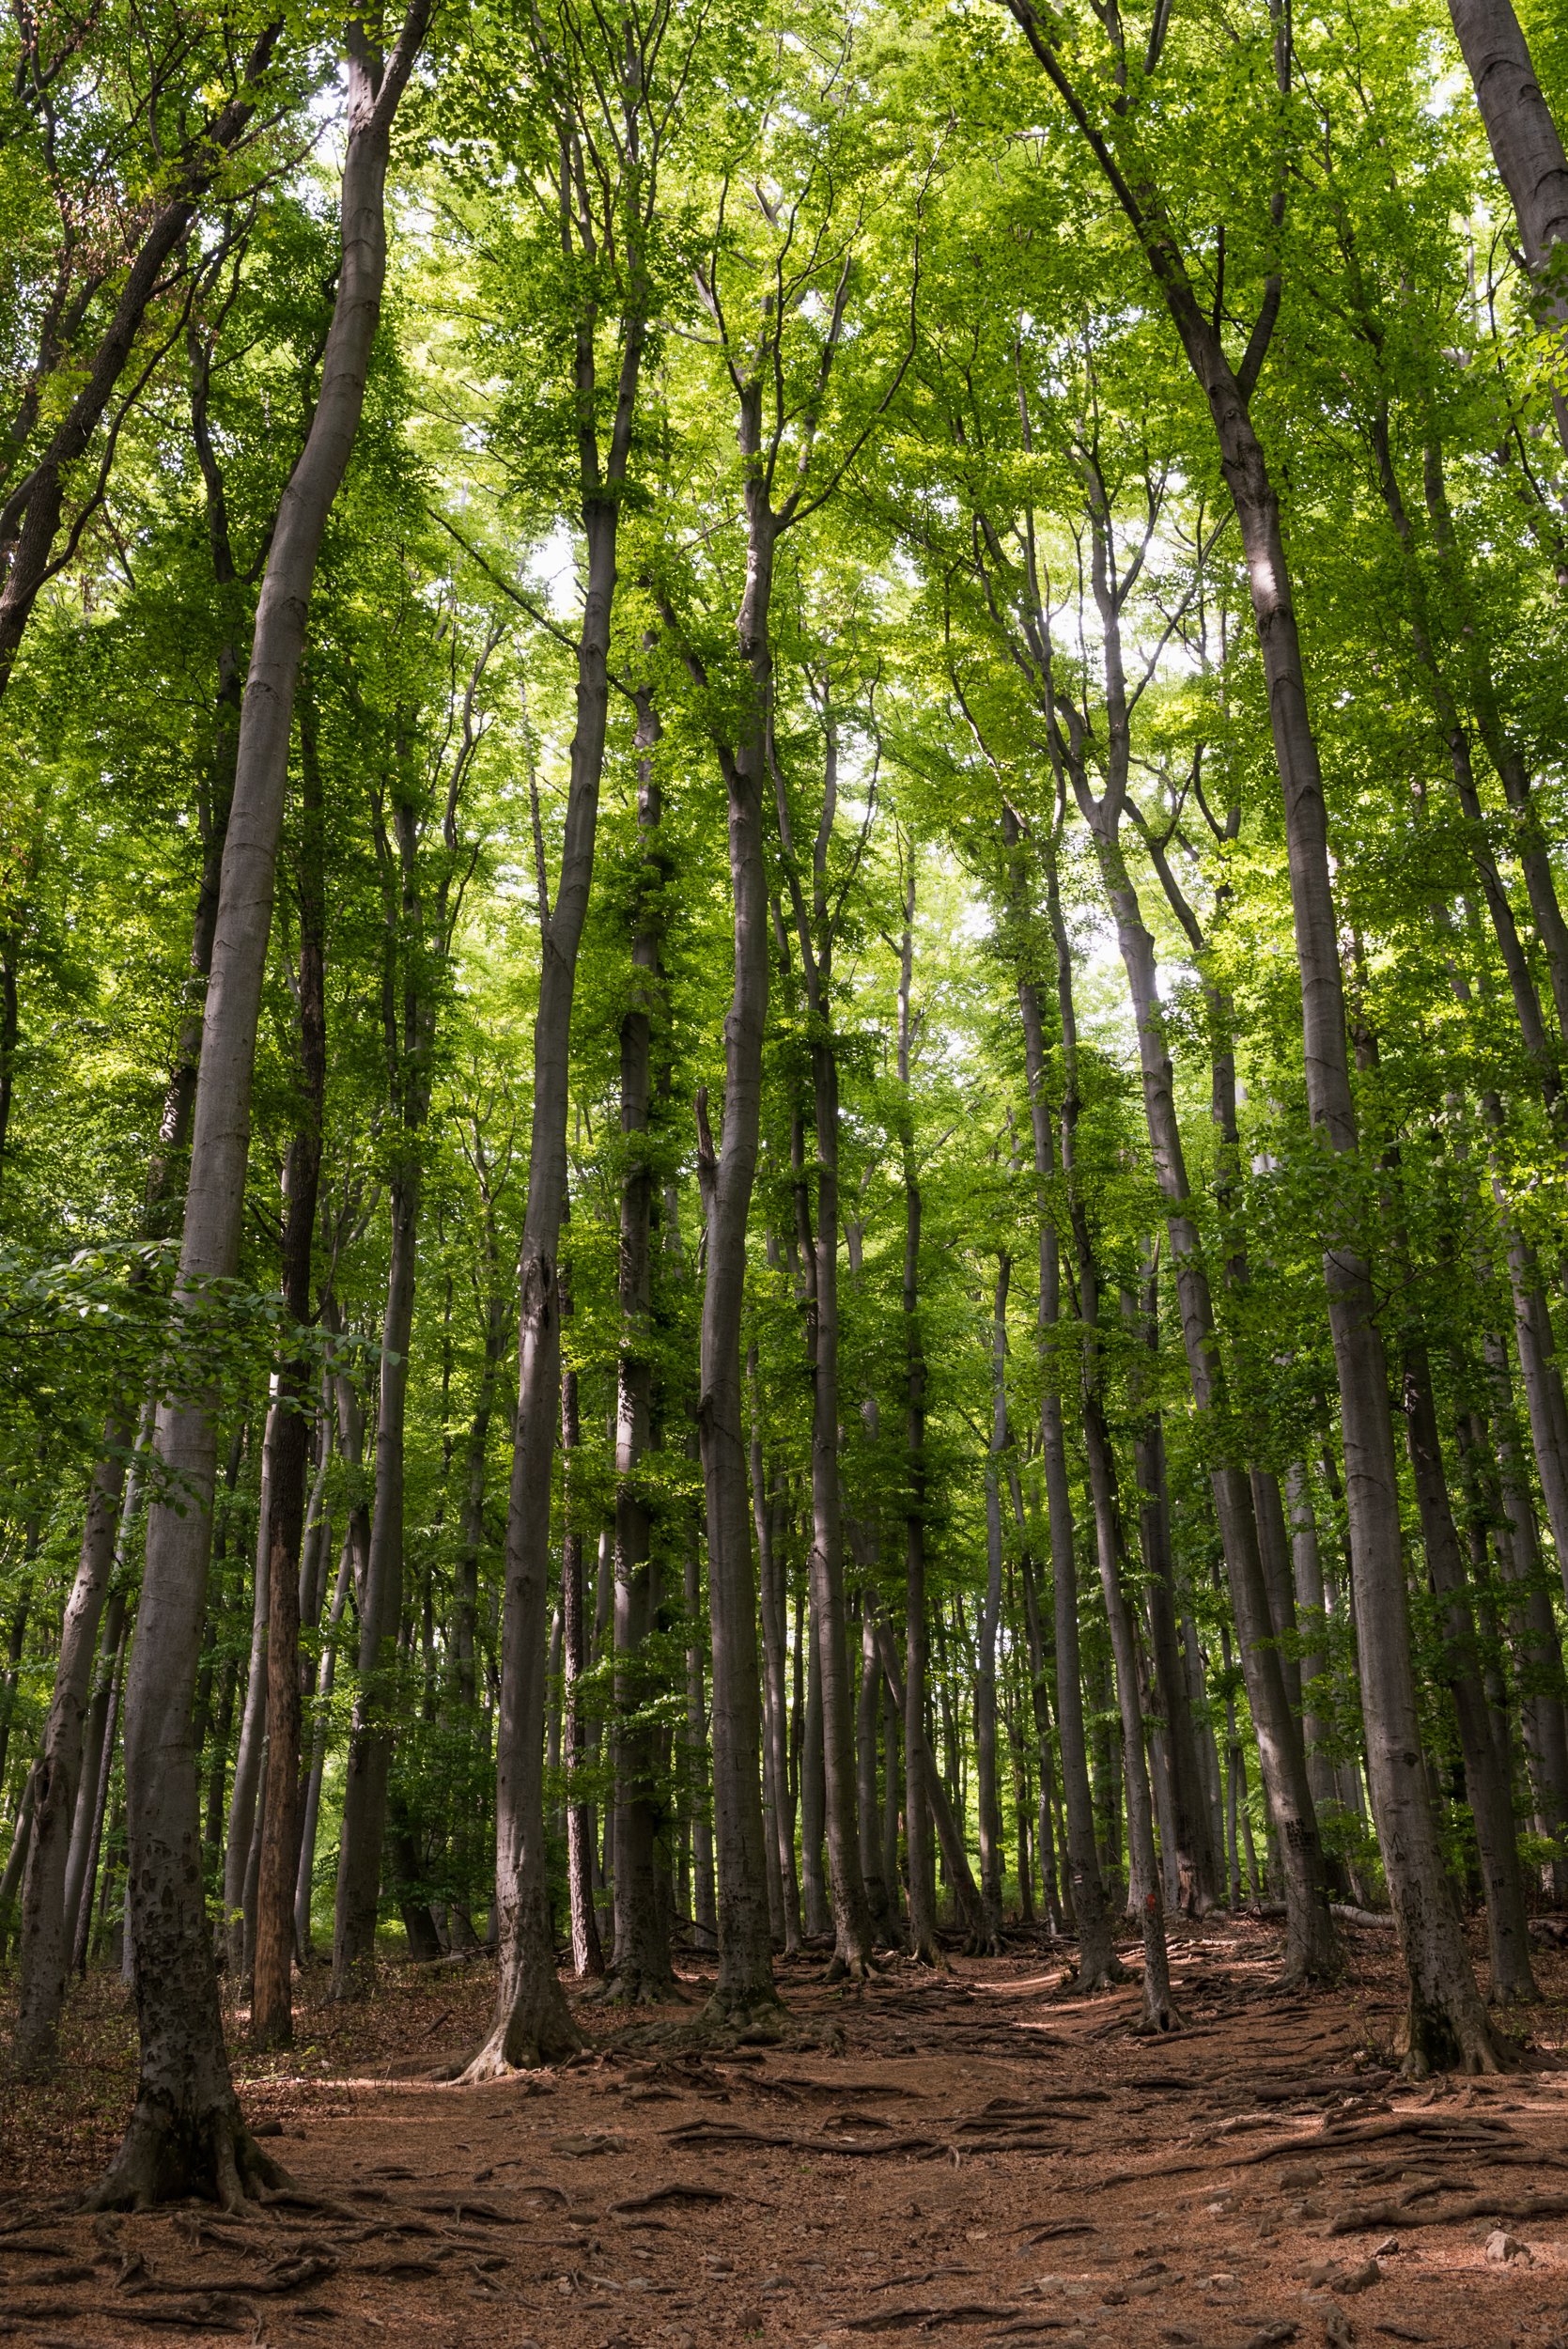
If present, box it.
[6,1919,1568,2348]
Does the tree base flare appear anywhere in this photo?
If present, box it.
[85,2092,289,2214]
[820,1949,883,1985]
[460,1999,581,2082]
[1396,1996,1516,2077]
[700,1981,786,2036]
[586,1967,687,2009]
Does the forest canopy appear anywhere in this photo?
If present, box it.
[2,0,1568,2205]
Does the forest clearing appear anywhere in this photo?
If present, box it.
[6,0,1568,2338]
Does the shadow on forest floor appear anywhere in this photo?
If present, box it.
[5,1912,1568,2347]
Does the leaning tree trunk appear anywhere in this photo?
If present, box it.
[86,9,430,2207]
[1446,0,1568,459]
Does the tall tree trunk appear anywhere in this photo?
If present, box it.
[896,872,940,1967]
[976,1257,1010,1953]
[252,711,328,2046]
[87,12,430,2206]
[333,1161,420,1997]
[1056,757,1334,1980]
[687,514,779,2020]
[1014,948,1121,1991]
[607,688,674,2003]
[1001,28,1499,2057]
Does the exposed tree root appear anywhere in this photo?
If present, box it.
[700,1980,787,2036]
[459,1999,581,2083]
[84,2092,290,2215]
[821,1949,886,1984]
[1060,1955,1133,1996]
[1395,1999,1516,2077]
[585,1967,687,2008]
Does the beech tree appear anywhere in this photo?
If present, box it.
[8,0,1568,2190]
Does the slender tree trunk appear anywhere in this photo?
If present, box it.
[1126,1259,1219,1914]
[871,1616,986,1942]
[976,1257,1010,1953]
[333,1161,420,1997]
[752,1387,801,1953]
[295,1529,351,1959]
[252,737,327,2045]
[87,15,430,2206]
[802,1013,875,1979]
[895,871,940,1966]
[1015,956,1120,1991]
[856,1595,893,1946]
[1403,1343,1537,2002]
[689,499,780,2020]
[607,689,674,2003]
[14,1405,147,2067]
[1062,785,1334,1982]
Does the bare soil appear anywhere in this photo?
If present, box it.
[6,1917,1568,2349]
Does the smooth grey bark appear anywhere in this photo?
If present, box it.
[671,513,779,2016]
[681,1492,717,1954]
[800,1542,830,1939]
[474,14,660,2068]
[562,1345,605,1983]
[1476,1345,1568,1894]
[223,1433,273,1981]
[87,12,430,2208]
[856,1598,893,1945]
[252,737,327,2046]
[1447,0,1568,458]
[1007,8,1498,2063]
[1050,902,1175,2027]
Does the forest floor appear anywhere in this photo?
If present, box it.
[6,1915,1568,2349]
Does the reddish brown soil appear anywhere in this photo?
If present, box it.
[6,1918,1568,2349]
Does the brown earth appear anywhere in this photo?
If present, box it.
[6,1917,1568,2349]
